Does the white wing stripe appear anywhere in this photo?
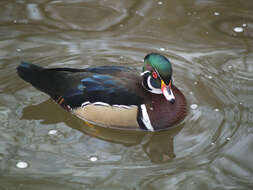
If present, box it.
[81,101,135,109]
[93,102,110,106]
[81,101,91,107]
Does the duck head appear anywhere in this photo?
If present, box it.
[141,53,175,104]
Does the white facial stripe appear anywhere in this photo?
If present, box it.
[140,70,150,76]
[145,75,175,102]
[140,104,154,132]
[147,76,162,94]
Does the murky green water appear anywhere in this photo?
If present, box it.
[0,0,253,189]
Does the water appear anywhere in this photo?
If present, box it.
[0,0,253,189]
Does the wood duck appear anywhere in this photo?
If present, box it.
[17,53,187,131]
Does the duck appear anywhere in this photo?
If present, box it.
[17,53,187,131]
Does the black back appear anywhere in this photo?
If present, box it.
[17,62,144,109]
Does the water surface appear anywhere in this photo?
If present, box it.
[0,0,253,189]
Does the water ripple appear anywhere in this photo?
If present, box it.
[0,0,253,189]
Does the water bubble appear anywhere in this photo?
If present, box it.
[190,104,198,110]
[242,23,247,27]
[16,161,29,169]
[135,11,140,15]
[89,155,98,162]
[189,91,193,95]
[239,102,243,105]
[208,75,213,79]
[233,27,244,33]
[16,48,21,52]
[214,108,220,112]
[228,65,232,70]
[48,129,58,135]
[14,20,17,23]
[194,81,198,85]
[214,12,220,16]
[158,1,163,5]
[211,142,215,146]
[159,47,165,51]
[226,137,231,141]
[206,31,209,34]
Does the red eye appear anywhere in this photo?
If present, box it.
[152,71,158,79]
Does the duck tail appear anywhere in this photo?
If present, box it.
[17,62,58,99]
[17,62,44,84]
[17,62,85,102]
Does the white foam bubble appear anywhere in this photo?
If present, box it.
[16,161,29,169]
[233,27,244,33]
[214,12,220,16]
[48,129,58,135]
[89,155,98,162]
[190,104,198,110]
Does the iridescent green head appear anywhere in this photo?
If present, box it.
[143,53,173,84]
[141,53,175,103]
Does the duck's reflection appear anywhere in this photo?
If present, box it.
[21,100,184,163]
